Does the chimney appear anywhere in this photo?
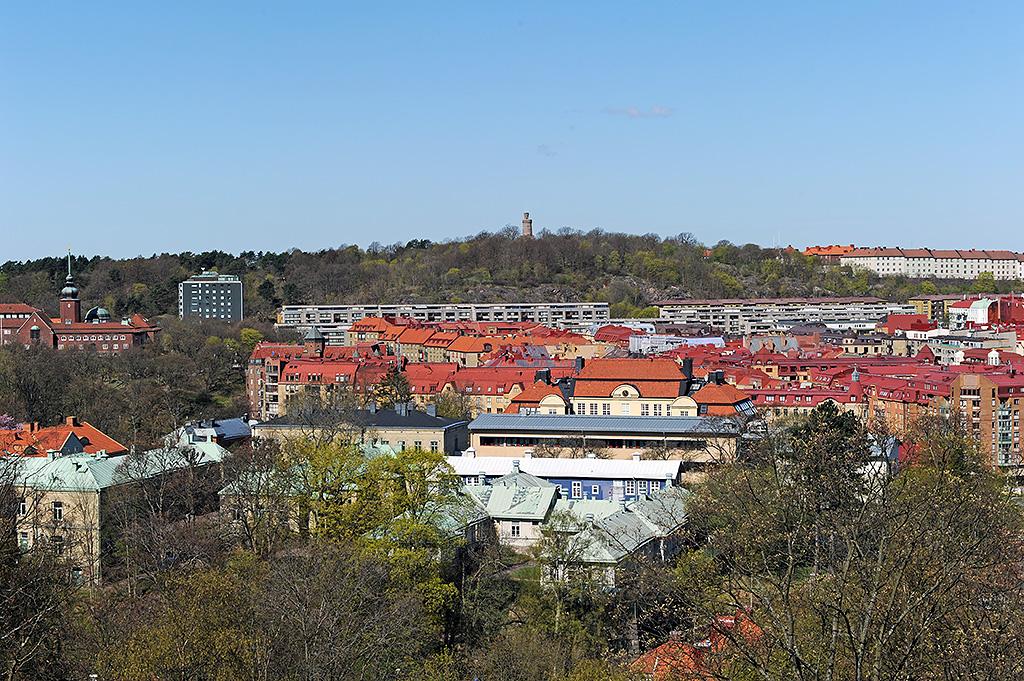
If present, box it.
[30,422,39,433]
[521,212,534,238]
[524,448,534,459]
[512,460,520,474]
[534,368,552,385]
[586,452,596,459]
[632,452,641,462]
[368,401,378,414]
[574,357,585,372]
[478,471,487,486]
[426,404,437,417]
[464,446,476,458]
[65,416,80,427]
[584,513,595,524]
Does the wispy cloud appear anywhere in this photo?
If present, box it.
[604,105,673,119]
[536,144,557,157]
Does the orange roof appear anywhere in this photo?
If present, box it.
[505,382,567,413]
[578,358,686,381]
[348,317,395,333]
[250,342,305,361]
[423,332,459,348]
[574,380,684,399]
[804,244,855,257]
[0,417,127,456]
[574,358,687,398]
[691,382,751,406]
[0,303,40,315]
[397,327,435,345]
[446,336,499,354]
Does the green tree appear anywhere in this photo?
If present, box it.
[971,270,997,294]
[374,364,412,408]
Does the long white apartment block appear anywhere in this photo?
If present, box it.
[654,297,915,335]
[839,248,1024,280]
[276,302,610,339]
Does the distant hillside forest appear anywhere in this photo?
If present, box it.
[2,229,1017,322]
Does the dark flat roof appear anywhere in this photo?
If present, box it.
[469,413,739,436]
[258,408,468,430]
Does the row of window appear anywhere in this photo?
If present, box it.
[18,498,63,521]
[59,334,129,341]
[374,439,440,452]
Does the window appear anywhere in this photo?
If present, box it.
[510,522,521,538]
[589,403,598,415]
[51,535,65,556]
[638,480,648,495]
[591,484,601,497]
[430,441,439,452]
[641,404,650,416]
[572,481,582,498]
[398,441,406,451]
[625,480,637,496]
[18,531,29,551]
[18,497,26,515]
[653,404,663,416]
[602,403,611,416]
[414,440,422,450]
[52,501,63,522]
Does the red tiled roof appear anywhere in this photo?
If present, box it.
[691,383,751,406]
[505,382,567,413]
[396,327,435,345]
[0,303,40,315]
[0,417,127,456]
[578,358,685,381]
[446,336,499,354]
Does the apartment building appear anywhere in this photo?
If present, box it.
[909,294,974,322]
[178,271,244,321]
[277,302,610,341]
[654,297,914,335]
[951,373,1024,467]
[840,248,1024,280]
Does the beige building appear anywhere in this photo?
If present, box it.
[466,414,741,471]
[253,404,470,455]
[13,441,229,583]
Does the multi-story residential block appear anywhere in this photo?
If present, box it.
[909,294,974,322]
[654,297,914,335]
[178,270,244,321]
[951,373,1024,467]
[570,358,698,417]
[840,248,1024,280]
[277,302,610,341]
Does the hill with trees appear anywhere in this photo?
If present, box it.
[3,229,1016,323]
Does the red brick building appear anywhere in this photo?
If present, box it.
[0,256,159,354]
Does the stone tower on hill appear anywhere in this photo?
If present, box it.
[521,212,534,238]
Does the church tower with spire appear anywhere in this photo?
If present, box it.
[60,251,81,324]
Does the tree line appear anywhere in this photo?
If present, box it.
[4,397,1024,679]
[4,230,1015,323]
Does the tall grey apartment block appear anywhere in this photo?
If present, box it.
[178,271,244,321]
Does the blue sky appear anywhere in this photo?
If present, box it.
[2,2,1022,260]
